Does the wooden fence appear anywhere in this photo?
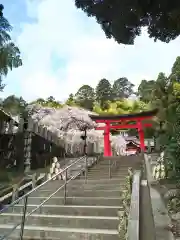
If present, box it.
[0,117,101,172]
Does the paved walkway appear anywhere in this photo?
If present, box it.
[144,153,175,240]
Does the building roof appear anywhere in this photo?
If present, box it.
[125,138,155,147]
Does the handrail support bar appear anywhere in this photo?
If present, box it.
[64,169,67,204]
[85,156,88,183]
[19,195,28,240]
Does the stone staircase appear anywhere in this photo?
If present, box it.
[0,156,141,240]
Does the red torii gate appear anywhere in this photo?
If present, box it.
[89,109,158,156]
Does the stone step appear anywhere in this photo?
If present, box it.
[42,179,125,186]
[18,196,123,206]
[0,157,134,240]
[87,171,128,176]
[85,173,127,178]
[89,163,131,166]
[38,182,125,191]
[89,165,129,172]
[4,204,122,216]
[30,189,122,198]
[86,169,128,173]
[84,177,125,182]
[39,185,124,192]
[0,225,119,240]
[0,213,119,230]
[84,176,125,180]
[95,162,140,167]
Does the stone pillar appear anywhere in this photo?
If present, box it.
[24,118,33,173]
[1,120,7,134]
[7,120,15,164]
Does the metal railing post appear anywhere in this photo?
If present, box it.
[12,186,18,213]
[85,156,88,183]
[19,195,28,240]
[96,155,99,164]
[64,169,67,204]
[109,159,111,179]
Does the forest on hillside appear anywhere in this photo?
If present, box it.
[1,56,180,144]
[2,56,180,178]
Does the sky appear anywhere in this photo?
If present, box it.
[1,0,180,102]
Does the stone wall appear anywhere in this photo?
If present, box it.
[126,170,141,240]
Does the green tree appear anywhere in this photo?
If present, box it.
[137,80,156,103]
[147,72,170,142]
[45,96,62,108]
[65,93,76,106]
[75,85,95,110]
[170,57,180,100]
[46,96,55,102]
[162,58,180,177]
[35,98,46,105]
[2,95,27,116]
[112,77,134,100]
[151,73,170,121]
[139,58,180,177]
[0,5,22,85]
[96,79,112,109]
[75,1,180,45]
[30,96,62,108]
[171,56,180,82]
[93,103,104,114]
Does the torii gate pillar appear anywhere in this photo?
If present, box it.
[104,122,112,157]
[137,121,145,152]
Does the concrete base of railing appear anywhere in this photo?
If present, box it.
[126,170,141,240]
[144,154,175,240]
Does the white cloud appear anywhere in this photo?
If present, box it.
[4,0,180,101]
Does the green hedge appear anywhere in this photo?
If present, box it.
[118,167,133,239]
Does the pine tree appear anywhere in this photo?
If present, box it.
[112,77,134,100]
[96,79,112,109]
[75,85,95,110]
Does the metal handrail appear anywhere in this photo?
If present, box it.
[0,155,85,214]
[0,155,97,240]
